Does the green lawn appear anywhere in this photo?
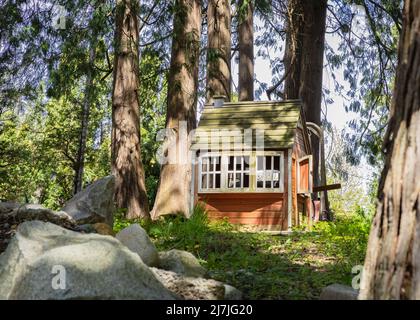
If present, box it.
[114,207,371,300]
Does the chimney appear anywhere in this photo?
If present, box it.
[213,95,227,108]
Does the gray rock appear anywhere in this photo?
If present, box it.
[0,202,75,228]
[150,267,242,300]
[223,284,243,300]
[15,204,75,227]
[158,249,206,278]
[0,221,176,300]
[116,224,159,267]
[62,176,115,226]
[0,202,20,215]
[74,224,96,233]
[319,284,359,300]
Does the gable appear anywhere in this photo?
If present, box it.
[191,100,303,151]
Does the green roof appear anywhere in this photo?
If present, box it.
[191,100,303,151]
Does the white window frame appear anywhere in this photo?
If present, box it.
[198,151,284,193]
[297,155,313,194]
[225,153,251,192]
[198,152,222,191]
[255,151,285,193]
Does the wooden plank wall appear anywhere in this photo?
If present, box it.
[299,159,310,192]
[294,127,307,158]
[198,193,288,230]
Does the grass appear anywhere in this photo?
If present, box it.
[114,206,371,300]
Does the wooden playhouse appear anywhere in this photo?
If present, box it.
[190,99,314,231]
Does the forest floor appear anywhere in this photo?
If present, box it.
[114,208,371,300]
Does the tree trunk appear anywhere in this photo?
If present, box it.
[300,0,327,206]
[74,42,96,195]
[283,0,304,100]
[283,0,328,215]
[151,0,201,219]
[359,0,420,300]
[111,0,150,219]
[238,0,254,101]
[206,0,231,102]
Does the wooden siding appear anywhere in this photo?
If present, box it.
[197,193,288,230]
[293,127,308,158]
[298,158,310,192]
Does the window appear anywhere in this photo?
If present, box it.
[256,152,284,191]
[198,152,284,192]
[227,155,250,189]
[200,155,221,190]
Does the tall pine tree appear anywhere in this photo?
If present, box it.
[151,0,202,219]
[112,0,150,219]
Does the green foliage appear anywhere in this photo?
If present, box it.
[0,90,111,208]
[113,205,371,299]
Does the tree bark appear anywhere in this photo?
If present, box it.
[238,0,254,101]
[283,0,304,100]
[151,0,201,219]
[283,0,327,215]
[300,0,327,200]
[111,0,150,219]
[74,42,96,195]
[206,0,231,102]
[359,0,420,300]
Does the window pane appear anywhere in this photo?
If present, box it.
[273,156,280,170]
[244,173,250,188]
[235,173,241,188]
[244,156,250,170]
[265,156,272,170]
[202,158,208,172]
[235,156,242,170]
[228,156,234,171]
[257,156,263,170]
[209,157,214,172]
[215,173,221,188]
[256,159,264,187]
[209,174,214,188]
[273,170,280,188]
[201,174,207,189]
[215,156,221,171]
[228,173,234,188]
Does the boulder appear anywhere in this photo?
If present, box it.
[158,249,206,278]
[0,221,176,300]
[62,176,115,226]
[0,202,75,227]
[150,267,242,300]
[116,224,159,267]
[73,224,96,233]
[0,202,20,215]
[319,284,359,300]
[15,204,75,227]
[223,284,243,300]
